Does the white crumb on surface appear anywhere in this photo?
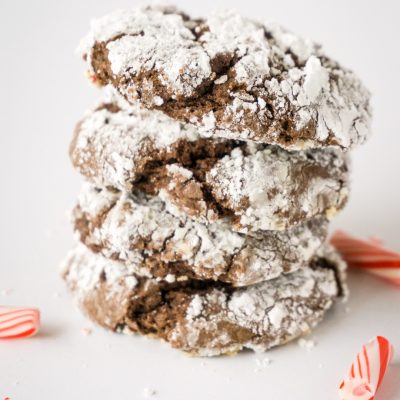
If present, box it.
[81,327,92,336]
[254,357,272,372]
[298,337,317,350]
[142,388,157,398]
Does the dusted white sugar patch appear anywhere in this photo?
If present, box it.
[207,145,350,231]
[80,6,371,150]
[60,244,139,296]
[80,7,212,98]
[178,245,347,356]
[73,184,328,287]
[76,183,119,217]
[186,295,203,319]
[72,86,201,189]
[301,57,329,104]
[166,164,193,180]
[71,92,350,232]
[62,244,347,357]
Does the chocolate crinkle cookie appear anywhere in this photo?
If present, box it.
[62,4,372,356]
[62,244,347,356]
[78,6,371,150]
[70,88,350,231]
[72,184,328,287]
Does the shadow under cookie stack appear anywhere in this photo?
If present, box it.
[62,6,371,356]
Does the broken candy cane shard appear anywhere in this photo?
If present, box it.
[331,230,400,285]
[0,307,40,339]
[339,336,393,400]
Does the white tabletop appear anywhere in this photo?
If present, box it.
[1,0,399,399]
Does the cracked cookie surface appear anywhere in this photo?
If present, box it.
[73,184,328,287]
[62,244,346,356]
[79,6,371,150]
[70,88,239,216]
[71,91,350,231]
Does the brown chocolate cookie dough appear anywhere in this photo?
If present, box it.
[71,93,350,231]
[78,6,371,150]
[62,244,346,356]
[73,184,328,287]
[70,88,239,199]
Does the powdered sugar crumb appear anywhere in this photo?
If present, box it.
[186,295,203,319]
[254,356,272,372]
[298,337,317,350]
[165,274,176,283]
[142,388,157,398]
[81,327,92,336]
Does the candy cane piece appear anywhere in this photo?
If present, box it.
[339,336,393,400]
[0,306,40,339]
[331,230,400,285]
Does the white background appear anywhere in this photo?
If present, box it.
[0,0,399,399]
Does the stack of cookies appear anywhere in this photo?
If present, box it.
[62,6,372,356]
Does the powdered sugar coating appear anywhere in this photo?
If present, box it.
[71,94,350,232]
[70,87,202,189]
[73,184,328,286]
[62,244,346,356]
[61,245,139,295]
[206,145,350,231]
[80,6,371,150]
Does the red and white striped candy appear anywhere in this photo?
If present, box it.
[331,230,400,285]
[339,336,393,400]
[0,306,40,339]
